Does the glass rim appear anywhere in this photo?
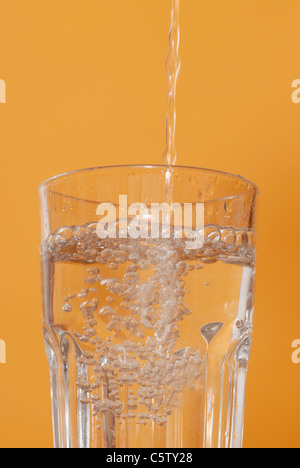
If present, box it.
[38,164,259,194]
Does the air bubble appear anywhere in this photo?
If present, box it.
[63,294,75,302]
[126,264,138,273]
[62,303,72,313]
[87,268,100,275]
[80,301,97,315]
[85,276,98,285]
[99,306,116,317]
[74,227,87,240]
[235,319,244,329]
[123,272,139,285]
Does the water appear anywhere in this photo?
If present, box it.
[40,1,256,448]
[41,222,256,448]
[163,0,181,166]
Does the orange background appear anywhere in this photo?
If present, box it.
[0,0,299,448]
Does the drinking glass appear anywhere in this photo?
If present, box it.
[38,165,258,448]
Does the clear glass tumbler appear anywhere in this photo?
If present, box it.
[38,165,258,448]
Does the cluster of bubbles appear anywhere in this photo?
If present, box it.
[44,222,255,428]
[44,222,255,267]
